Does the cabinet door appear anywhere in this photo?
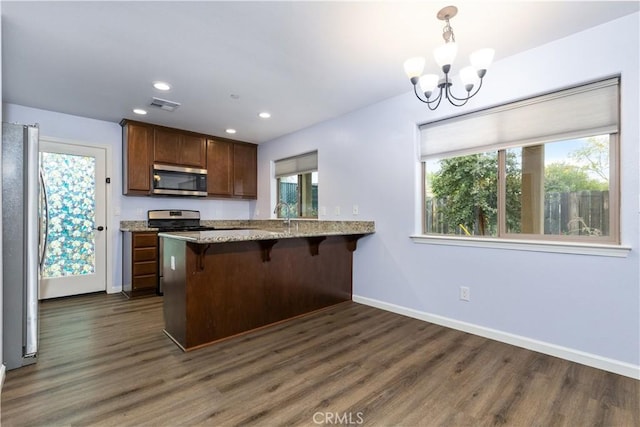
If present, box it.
[124,122,153,194]
[153,128,181,165]
[129,232,158,295]
[233,143,257,198]
[180,134,207,168]
[207,139,233,196]
[134,233,158,247]
[132,275,157,292]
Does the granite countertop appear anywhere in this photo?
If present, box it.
[158,227,372,244]
[121,219,375,244]
[119,219,256,232]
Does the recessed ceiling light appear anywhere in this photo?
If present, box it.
[225,128,237,134]
[258,112,271,119]
[133,108,147,115]
[153,81,172,91]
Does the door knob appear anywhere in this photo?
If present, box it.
[94,226,105,231]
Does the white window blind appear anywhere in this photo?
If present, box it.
[420,77,619,160]
[274,151,318,178]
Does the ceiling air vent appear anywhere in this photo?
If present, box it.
[150,97,181,112]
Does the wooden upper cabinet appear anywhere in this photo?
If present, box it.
[153,128,180,165]
[207,138,233,197]
[121,120,153,195]
[233,143,257,199]
[181,134,207,168]
[121,119,256,199]
[153,128,206,169]
[207,139,257,199]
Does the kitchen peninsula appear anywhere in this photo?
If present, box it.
[157,220,374,351]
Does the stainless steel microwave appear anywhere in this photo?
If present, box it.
[152,164,207,196]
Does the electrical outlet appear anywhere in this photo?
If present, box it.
[352,204,359,215]
[334,206,341,216]
[460,286,470,301]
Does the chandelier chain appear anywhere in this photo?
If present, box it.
[442,19,455,43]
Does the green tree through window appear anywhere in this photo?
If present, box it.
[425,135,612,239]
[428,151,522,236]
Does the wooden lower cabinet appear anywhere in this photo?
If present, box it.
[122,231,158,298]
[162,235,360,350]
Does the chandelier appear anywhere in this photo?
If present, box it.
[403,5,495,110]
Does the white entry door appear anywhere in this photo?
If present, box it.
[39,139,107,299]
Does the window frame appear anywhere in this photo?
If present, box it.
[276,171,318,219]
[502,135,619,244]
[274,151,319,220]
[417,77,627,255]
[418,133,624,253]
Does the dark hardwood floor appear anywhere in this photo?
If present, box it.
[1,293,638,426]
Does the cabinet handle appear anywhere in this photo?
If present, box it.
[94,226,105,231]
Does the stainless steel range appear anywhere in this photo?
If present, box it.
[149,210,217,294]
[148,209,217,232]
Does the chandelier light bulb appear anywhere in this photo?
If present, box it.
[470,48,495,74]
[403,57,426,80]
[419,74,440,95]
[459,66,477,90]
[434,42,458,70]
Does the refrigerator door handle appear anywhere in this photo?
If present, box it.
[39,169,49,271]
[25,125,40,357]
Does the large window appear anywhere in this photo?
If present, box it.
[422,78,619,244]
[275,151,318,218]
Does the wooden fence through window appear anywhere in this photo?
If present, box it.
[426,190,609,236]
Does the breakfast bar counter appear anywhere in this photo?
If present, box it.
[159,221,374,350]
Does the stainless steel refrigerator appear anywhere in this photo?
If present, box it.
[2,122,42,370]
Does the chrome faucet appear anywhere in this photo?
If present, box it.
[273,201,292,230]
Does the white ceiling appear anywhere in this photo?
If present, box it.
[2,1,638,144]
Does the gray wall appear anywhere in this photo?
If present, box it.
[255,13,640,375]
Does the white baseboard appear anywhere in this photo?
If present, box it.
[352,295,640,380]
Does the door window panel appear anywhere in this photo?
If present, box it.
[40,152,96,278]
